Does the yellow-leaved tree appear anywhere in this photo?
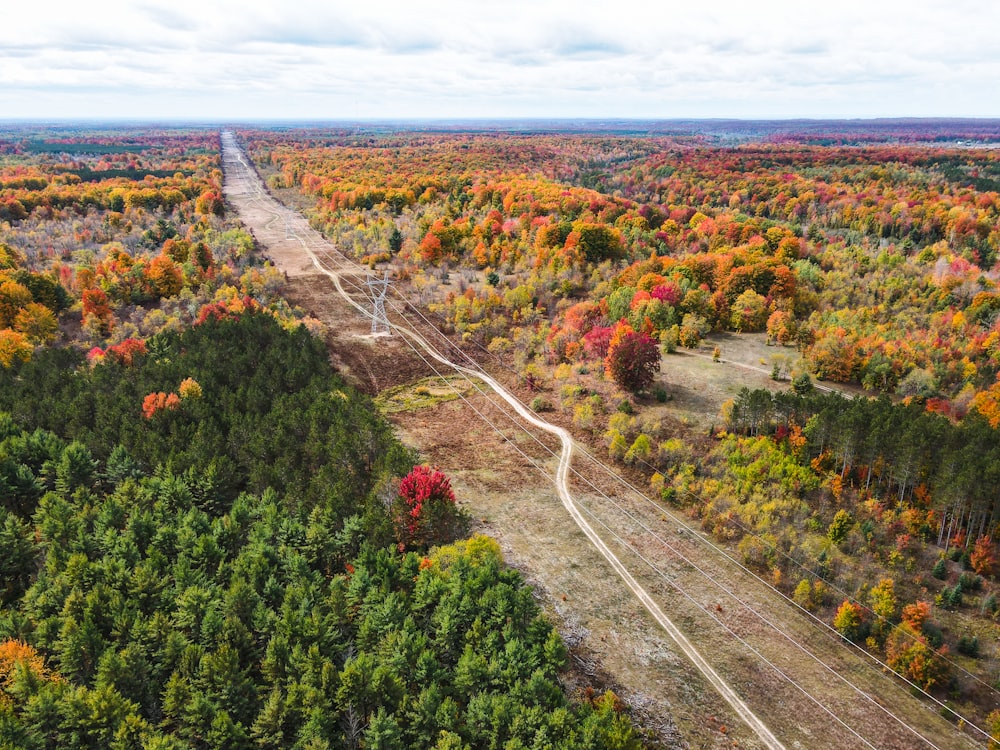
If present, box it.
[0,330,31,368]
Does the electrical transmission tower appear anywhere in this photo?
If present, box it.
[367,270,391,336]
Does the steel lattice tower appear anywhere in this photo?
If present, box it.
[367,270,391,336]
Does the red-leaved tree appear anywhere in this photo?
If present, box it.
[393,465,460,549]
[604,329,661,393]
[106,338,147,367]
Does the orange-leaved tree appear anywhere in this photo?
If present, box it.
[81,287,114,335]
[0,330,32,368]
[885,623,950,692]
[0,639,59,706]
[0,280,32,328]
[142,391,181,419]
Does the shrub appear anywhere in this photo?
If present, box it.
[902,601,931,630]
[957,635,980,658]
[793,579,814,611]
[885,623,949,691]
[624,434,653,465]
[958,572,983,592]
[530,396,553,412]
[660,325,679,353]
[607,430,628,461]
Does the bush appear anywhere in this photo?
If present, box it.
[530,396,553,412]
[616,399,634,415]
[957,635,980,658]
[793,579,814,611]
[959,572,983,592]
[885,623,949,691]
[624,434,653,465]
[660,325,679,354]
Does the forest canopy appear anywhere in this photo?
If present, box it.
[0,312,642,749]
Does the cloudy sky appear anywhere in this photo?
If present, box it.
[1,0,997,121]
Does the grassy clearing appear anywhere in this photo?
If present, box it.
[375,374,480,413]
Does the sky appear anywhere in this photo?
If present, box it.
[1,0,998,121]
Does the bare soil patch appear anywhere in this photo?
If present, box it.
[284,275,433,394]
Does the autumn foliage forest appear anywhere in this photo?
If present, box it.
[0,127,643,749]
[240,122,1000,731]
[6,118,1000,743]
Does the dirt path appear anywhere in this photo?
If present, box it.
[221,132,986,750]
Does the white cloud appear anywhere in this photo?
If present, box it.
[0,0,998,119]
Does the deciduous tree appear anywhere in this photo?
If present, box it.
[13,302,57,344]
[0,281,32,328]
[0,330,31,368]
[393,465,461,549]
[604,328,660,393]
